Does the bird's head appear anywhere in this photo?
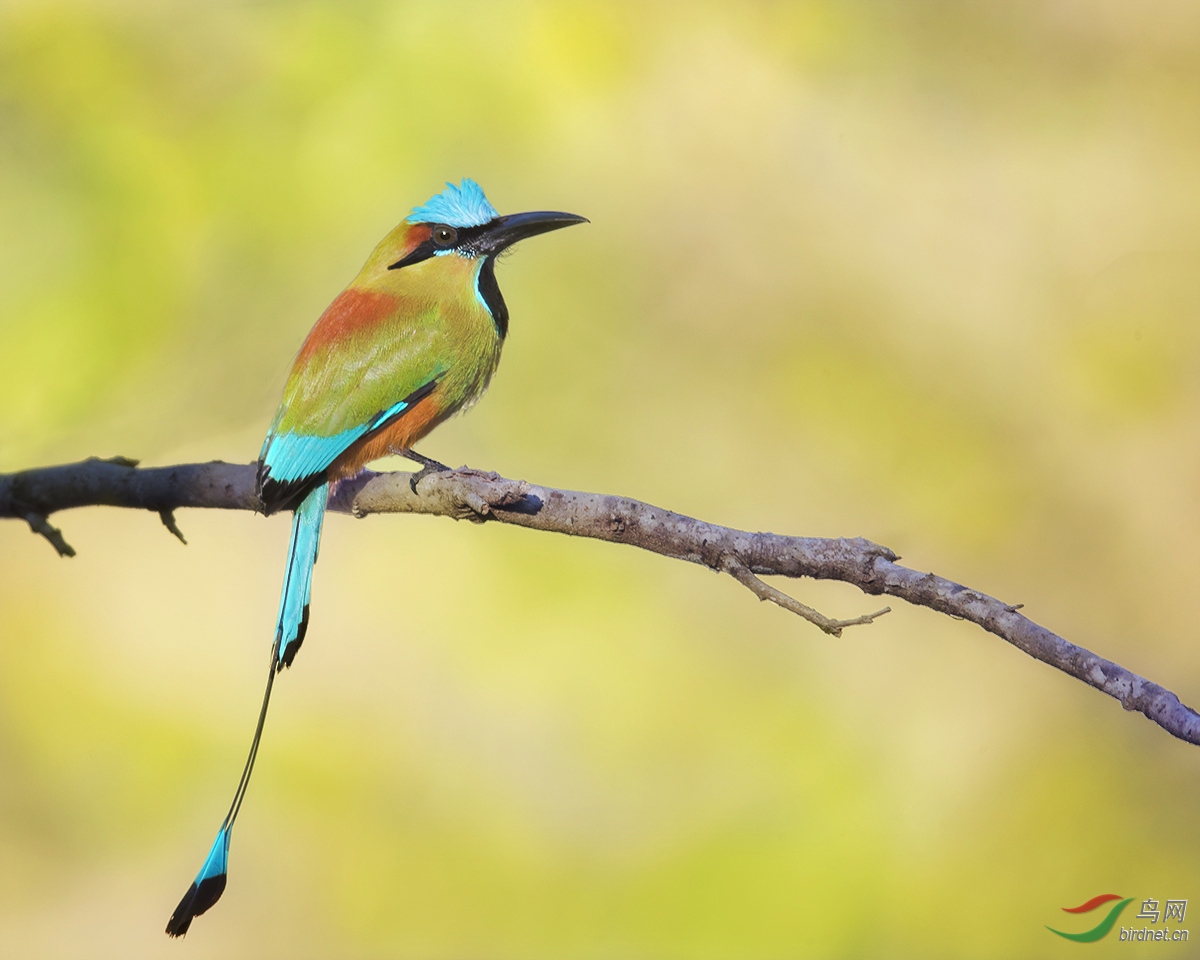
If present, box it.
[371,179,586,337]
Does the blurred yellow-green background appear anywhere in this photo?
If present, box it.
[3,2,1200,957]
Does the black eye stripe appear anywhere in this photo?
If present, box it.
[387,221,493,270]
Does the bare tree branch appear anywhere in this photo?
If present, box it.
[3,456,1198,748]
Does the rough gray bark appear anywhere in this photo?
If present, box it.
[4,455,1198,747]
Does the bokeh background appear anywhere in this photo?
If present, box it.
[2,1,1200,957]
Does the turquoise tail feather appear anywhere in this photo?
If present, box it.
[165,828,230,936]
[276,482,328,669]
[165,483,328,937]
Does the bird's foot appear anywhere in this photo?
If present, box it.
[404,449,452,493]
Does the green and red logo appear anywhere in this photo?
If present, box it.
[1047,894,1133,942]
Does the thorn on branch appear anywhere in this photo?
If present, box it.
[23,511,76,558]
[723,558,890,638]
[97,455,140,468]
[159,509,187,544]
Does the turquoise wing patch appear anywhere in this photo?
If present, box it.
[257,399,411,513]
[257,374,442,516]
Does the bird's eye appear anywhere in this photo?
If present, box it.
[431,224,457,247]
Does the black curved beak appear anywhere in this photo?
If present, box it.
[476,211,588,255]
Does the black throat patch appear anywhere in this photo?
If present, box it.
[476,255,508,338]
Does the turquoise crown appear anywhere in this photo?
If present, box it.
[407,179,499,228]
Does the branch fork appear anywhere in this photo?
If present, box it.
[722,558,890,637]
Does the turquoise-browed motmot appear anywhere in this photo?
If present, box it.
[165,180,586,936]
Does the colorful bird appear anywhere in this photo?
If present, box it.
[165,180,586,937]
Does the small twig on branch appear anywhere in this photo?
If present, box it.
[723,558,890,637]
[21,510,76,558]
[2,457,1199,749]
[159,509,188,545]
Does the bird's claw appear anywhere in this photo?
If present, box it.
[409,461,452,494]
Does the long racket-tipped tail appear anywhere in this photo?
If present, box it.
[165,483,328,937]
